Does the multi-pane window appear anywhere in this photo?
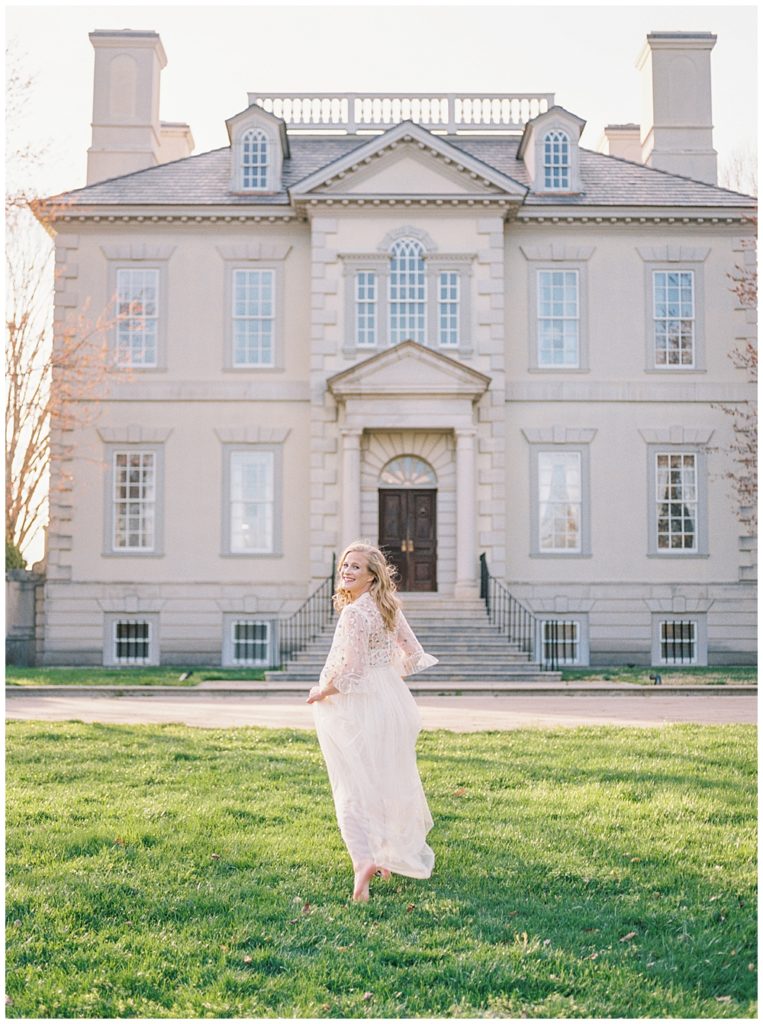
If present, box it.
[355,271,377,346]
[233,269,275,366]
[113,451,156,551]
[232,620,271,666]
[113,620,151,664]
[229,450,275,553]
[659,620,697,664]
[389,239,426,345]
[242,128,269,189]
[653,271,695,367]
[541,620,580,667]
[656,452,697,551]
[116,268,159,367]
[438,271,459,347]
[543,130,570,189]
[538,451,582,552]
[537,270,579,366]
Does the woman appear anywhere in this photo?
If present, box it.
[307,541,438,902]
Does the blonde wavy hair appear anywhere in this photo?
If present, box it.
[333,541,401,631]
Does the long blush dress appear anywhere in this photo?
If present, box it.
[312,591,437,878]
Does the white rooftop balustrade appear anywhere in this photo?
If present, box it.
[247,92,554,134]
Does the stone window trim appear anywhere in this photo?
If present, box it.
[340,251,474,357]
[102,442,166,558]
[645,442,709,558]
[220,256,286,372]
[104,253,172,371]
[521,247,594,372]
[636,249,708,373]
[102,612,160,667]
[537,613,590,666]
[527,440,593,558]
[221,615,278,668]
[649,612,708,666]
[221,441,284,558]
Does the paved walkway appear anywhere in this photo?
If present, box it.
[5,691,756,731]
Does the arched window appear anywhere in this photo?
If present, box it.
[543,130,570,190]
[242,128,269,190]
[379,455,437,488]
[389,238,426,345]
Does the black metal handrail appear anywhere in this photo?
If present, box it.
[480,552,537,659]
[277,555,336,667]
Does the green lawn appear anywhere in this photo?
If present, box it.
[5,666,266,687]
[5,723,757,1019]
[561,666,757,686]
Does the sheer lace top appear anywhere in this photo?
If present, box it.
[318,592,438,694]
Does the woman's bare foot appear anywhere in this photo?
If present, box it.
[352,862,378,902]
[375,868,391,881]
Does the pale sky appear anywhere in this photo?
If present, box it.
[5,1,759,199]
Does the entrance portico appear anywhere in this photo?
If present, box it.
[327,341,490,597]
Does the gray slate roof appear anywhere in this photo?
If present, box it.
[54,136,755,208]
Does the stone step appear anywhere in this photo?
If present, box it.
[266,668,552,682]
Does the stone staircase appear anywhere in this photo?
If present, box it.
[265,594,561,686]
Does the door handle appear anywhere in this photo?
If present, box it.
[401,538,414,553]
[407,538,415,553]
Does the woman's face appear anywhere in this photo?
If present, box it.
[340,551,374,599]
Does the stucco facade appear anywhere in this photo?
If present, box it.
[37,29,756,668]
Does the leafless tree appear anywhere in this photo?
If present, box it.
[719,142,758,197]
[5,44,124,566]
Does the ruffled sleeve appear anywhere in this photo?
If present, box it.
[394,610,439,677]
[318,605,370,694]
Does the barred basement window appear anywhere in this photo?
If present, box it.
[242,128,269,190]
[232,620,270,666]
[659,620,697,664]
[541,619,579,667]
[543,130,570,190]
[114,620,151,664]
[355,271,377,346]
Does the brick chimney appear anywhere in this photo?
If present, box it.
[86,29,193,185]
[636,31,718,185]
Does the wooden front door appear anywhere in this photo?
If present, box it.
[379,489,437,591]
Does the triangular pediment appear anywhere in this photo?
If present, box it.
[327,341,491,399]
[291,121,527,200]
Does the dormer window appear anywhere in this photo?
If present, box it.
[242,128,269,190]
[544,130,570,190]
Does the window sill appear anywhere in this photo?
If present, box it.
[647,552,709,558]
[644,367,706,375]
[102,551,165,558]
[528,366,589,374]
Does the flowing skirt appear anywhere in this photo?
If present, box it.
[312,664,434,878]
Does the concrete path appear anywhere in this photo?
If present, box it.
[5,691,757,731]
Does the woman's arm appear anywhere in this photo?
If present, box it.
[395,610,439,677]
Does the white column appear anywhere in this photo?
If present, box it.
[455,428,479,597]
[340,429,362,544]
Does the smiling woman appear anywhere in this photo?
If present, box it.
[307,541,438,902]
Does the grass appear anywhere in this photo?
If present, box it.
[5,666,266,687]
[561,666,757,686]
[5,722,757,1019]
[6,665,756,688]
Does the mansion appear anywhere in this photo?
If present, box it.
[36,28,756,668]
